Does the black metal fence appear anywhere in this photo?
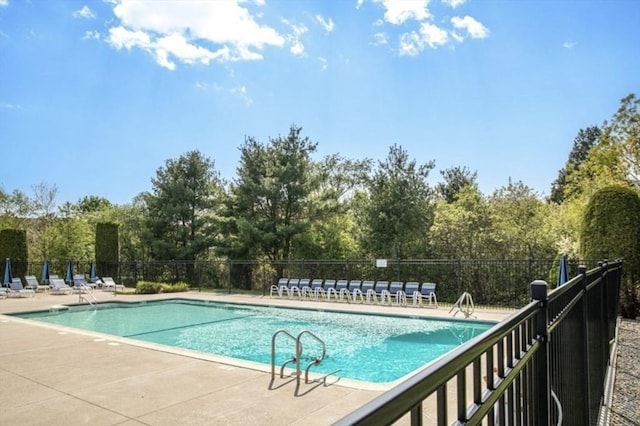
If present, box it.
[334,259,622,426]
[5,257,599,308]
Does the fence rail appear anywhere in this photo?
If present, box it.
[334,259,622,426]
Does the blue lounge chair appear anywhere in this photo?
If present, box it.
[404,282,421,306]
[323,279,337,301]
[374,281,391,305]
[335,279,350,302]
[287,278,302,299]
[310,279,325,300]
[298,278,312,299]
[416,282,438,308]
[348,280,364,303]
[270,278,289,298]
[389,281,407,306]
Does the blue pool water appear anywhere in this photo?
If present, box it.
[14,299,493,384]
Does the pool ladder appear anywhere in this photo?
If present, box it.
[270,329,326,390]
[77,283,97,307]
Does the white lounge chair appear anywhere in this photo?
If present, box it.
[24,275,49,292]
[8,278,35,298]
[101,277,124,292]
[50,278,74,295]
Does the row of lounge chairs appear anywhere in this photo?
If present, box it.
[270,278,438,308]
[1,275,125,298]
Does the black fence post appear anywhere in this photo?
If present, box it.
[531,279,550,425]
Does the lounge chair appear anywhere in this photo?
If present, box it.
[50,278,74,295]
[101,277,125,292]
[270,278,289,298]
[73,274,97,291]
[334,279,350,302]
[310,279,325,300]
[405,282,420,306]
[389,281,407,306]
[24,275,49,292]
[298,278,312,299]
[8,278,36,298]
[412,282,438,307]
[287,278,302,299]
[361,280,375,303]
[374,281,391,305]
[348,280,364,303]
[323,279,337,301]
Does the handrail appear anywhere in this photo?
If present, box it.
[271,329,298,385]
[77,283,97,307]
[271,329,327,391]
[297,330,327,384]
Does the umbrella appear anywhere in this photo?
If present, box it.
[89,260,97,283]
[41,259,50,283]
[64,259,74,284]
[557,254,569,286]
[2,258,12,286]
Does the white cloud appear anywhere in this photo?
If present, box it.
[106,0,285,69]
[282,19,307,56]
[372,32,388,46]
[356,0,365,9]
[0,0,8,7]
[375,0,431,25]
[318,57,327,71]
[230,85,253,106]
[451,16,489,39]
[83,30,101,40]
[315,15,335,32]
[442,0,466,7]
[563,41,576,49]
[73,5,96,19]
[399,22,448,55]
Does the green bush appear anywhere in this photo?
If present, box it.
[135,281,189,294]
[580,185,640,318]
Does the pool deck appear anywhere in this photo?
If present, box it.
[0,290,512,425]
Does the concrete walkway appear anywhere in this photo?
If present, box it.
[0,290,511,425]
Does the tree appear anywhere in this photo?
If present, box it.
[224,125,317,262]
[142,150,223,264]
[430,185,492,259]
[549,126,601,203]
[580,185,640,318]
[489,179,555,259]
[361,144,435,258]
[290,154,371,259]
[602,93,639,187]
[435,166,478,203]
[96,222,119,279]
[0,229,28,278]
[27,182,58,261]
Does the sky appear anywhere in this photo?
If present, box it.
[1,0,639,206]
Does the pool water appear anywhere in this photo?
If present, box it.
[14,300,493,384]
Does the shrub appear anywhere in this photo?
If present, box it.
[135,281,189,294]
[580,185,640,318]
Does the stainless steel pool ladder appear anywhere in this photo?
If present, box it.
[77,284,97,307]
[270,329,326,388]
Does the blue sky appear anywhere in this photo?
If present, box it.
[1,0,639,206]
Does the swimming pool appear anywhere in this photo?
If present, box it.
[13,299,493,384]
